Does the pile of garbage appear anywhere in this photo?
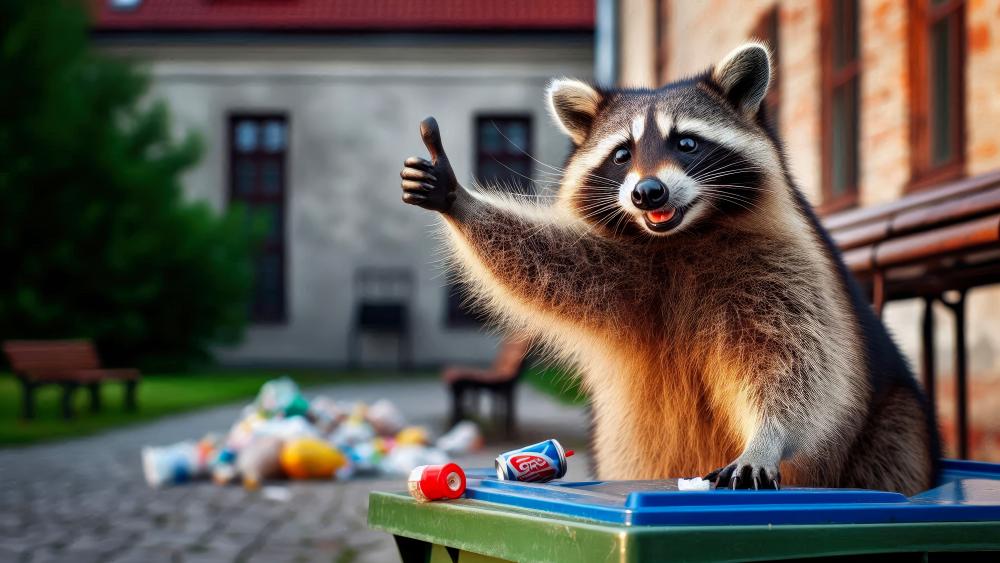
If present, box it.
[142,377,483,489]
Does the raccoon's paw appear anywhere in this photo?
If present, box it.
[705,460,781,490]
[400,117,459,213]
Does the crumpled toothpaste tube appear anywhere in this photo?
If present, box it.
[677,477,711,491]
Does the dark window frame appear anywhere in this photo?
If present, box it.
[818,0,862,215]
[444,114,534,329]
[907,0,967,192]
[228,112,289,325]
[474,114,534,193]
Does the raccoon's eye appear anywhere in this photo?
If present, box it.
[612,147,632,165]
[677,137,698,153]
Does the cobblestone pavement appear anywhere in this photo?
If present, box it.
[0,380,589,563]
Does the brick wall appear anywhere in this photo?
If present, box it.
[858,0,909,206]
[622,0,1000,461]
[967,0,1000,175]
[654,0,1000,202]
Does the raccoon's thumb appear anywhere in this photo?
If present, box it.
[419,117,448,165]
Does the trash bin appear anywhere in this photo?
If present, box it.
[368,459,1000,562]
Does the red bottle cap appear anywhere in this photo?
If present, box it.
[408,463,467,502]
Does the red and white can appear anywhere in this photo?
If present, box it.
[495,439,575,483]
[407,463,467,502]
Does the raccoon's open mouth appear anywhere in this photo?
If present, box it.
[643,206,685,232]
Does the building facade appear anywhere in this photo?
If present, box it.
[92,1,595,367]
[617,0,1000,458]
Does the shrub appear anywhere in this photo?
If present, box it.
[0,0,262,367]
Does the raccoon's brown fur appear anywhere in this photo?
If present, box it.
[401,43,939,494]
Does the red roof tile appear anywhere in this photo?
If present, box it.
[92,0,595,32]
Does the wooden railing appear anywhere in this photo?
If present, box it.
[824,170,1000,458]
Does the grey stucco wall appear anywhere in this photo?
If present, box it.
[102,38,594,367]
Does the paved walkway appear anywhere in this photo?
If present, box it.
[0,380,590,563]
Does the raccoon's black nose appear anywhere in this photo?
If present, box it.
[631,178,670,210]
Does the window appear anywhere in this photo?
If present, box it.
[751,7,781,130]
[229,114,288,323]
[475,115,533,193]
[445,115,533,328]
[445,273,486,328]
[908,0,966,189]
[820,0,861,213]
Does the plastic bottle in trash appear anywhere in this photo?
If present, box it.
[238,435,284,489]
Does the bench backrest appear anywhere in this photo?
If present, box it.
[3,340,101,380]
[492,337,531,379]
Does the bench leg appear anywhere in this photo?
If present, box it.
[505,385,517,439]
[21,381,36,420]
[450,383,464,427]
[490,389,502,430]
[124,380,138,412]
[88,383,102,413]
[60,383,78,419]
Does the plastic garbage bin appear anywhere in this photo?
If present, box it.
[367,459,1000,562]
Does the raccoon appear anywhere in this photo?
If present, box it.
[399,42,940,494]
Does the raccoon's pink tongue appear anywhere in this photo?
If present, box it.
[646,208,676,224]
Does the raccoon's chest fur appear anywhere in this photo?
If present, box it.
[573,228,860,480]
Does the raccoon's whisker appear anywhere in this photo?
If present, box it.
[576,204,621,223]
[691,170,760,185]
[700,182,776,195]
[698,190,760,213]
[536,169,621,188]
[486,156,549,190]
[575,203,621,217]
[489,123,620,186]
[689,162,765,183]
[688,154,764,177]
[610,208,632,238]
[534,164,621,187]
[575,207,625,244]
[685,144,726,175]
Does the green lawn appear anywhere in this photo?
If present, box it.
[0,370,427,446]
[523,365,589,406]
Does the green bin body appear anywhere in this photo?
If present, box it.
[368,459,1000,562]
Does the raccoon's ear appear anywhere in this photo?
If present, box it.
[546,78,602,145]
[710,42,772,116]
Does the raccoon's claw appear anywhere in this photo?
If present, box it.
[705,462,780,490]
[399,117,460,213]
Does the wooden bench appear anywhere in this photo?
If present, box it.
[443,336,531,438]
[3,340,141,419]
[824,169,1000,458]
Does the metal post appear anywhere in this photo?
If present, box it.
[921,296,936,418]
[872,271,886,317]
[943,290,969,459]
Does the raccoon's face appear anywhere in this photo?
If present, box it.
[547,43,778,238]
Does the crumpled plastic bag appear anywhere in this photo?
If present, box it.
[142,442,199,488]
[331,418,376,448]
[255,376,310,418]
[308,396,347,434]
[342,441,383,475]
[366,398,406,436]
[238,435,285,489]
[435,420,483,456]
[252,415,319,441]
[380,444,448,476]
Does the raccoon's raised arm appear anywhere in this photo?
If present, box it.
[400,117,637,330]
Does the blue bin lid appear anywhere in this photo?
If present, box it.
[462,459,1000,526]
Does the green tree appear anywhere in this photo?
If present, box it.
[0,0,261,367]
